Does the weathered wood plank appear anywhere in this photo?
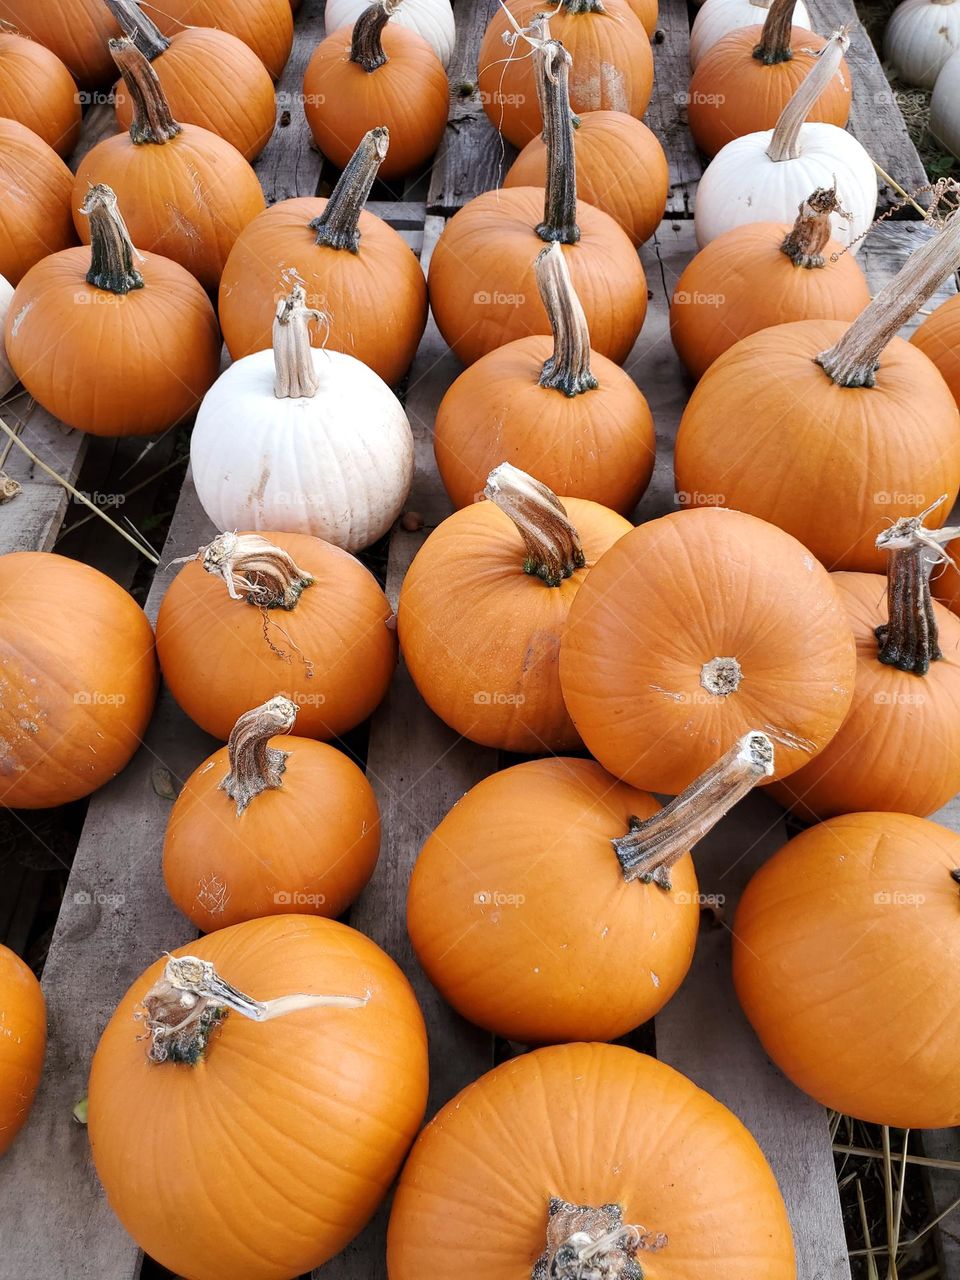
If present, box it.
[649,0,703,215]
[261,0,327,204]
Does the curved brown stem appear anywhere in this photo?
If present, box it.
[535,243,598,396]
[109,37,182,144]
[102,0,170,60]
[350,1,396,72]
[753,0,799,64]
[534,38,580,245]
[195,532,315,610]
[310,127,388,253]
[80,184,144,294]
[766,29,849,162]
[220,696,298,815]
[273,285,327,399]
[484,463,585,587]
[531,1197,666,1280]
[780,186,848,267]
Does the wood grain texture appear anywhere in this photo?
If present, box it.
[649,0,704,215]
[261,0,327,204]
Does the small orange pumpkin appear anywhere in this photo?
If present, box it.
[0,119,76,285]
[0,945,45,1156]
[155,532,397,742]
[627,0,659,34]
[0,29,80,157]
[164,696,381,932]
[0,0,119,86]
[148,0,293,78]
[912,291,960,410]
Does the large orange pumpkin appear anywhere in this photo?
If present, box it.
[303,3,448,182]
[0,30,81,157]
[559,506,857,792]
[147,0,293,78]
[0,119,76,285]
[73,40,266,291]
[675,206,960,570]
[434,243,655,513]
[504,109,669,247]
[734,812,960,1128]
[0,0,119,86]
[0,551,157,809]
[218,129,427,385]
[88,916,428,1279]
[0,945,45,1157]
[164,696,381,931]
[398,465,630,752]
[670,187,871,380]
[627,0,659,34]
[6,184,221,437]
[912,291,960,410]
[934,550,960,617]
[477,1,654,149]
[388,1043,796,1279]
[155,531,397,742]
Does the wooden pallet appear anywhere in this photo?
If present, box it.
[1,1,958,1277]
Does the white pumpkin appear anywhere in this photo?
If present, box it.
[885,0,960,88]
[931,50,960,156]
[0,274,16,398]
[694,31,877,254]
[324,0,456,65]
[191,287,414,553]
[690,0,810,67]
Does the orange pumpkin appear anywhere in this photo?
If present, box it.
[303,3,448,182]
[477,0,654,149]
[73,40,266,291]
[0,945,45,1156]
[155,531,397,742]
[0,551,157,809]
[398,465,630,752]
[912,291,960,410]
[627,0,659,34]
[934,551,960,616]
[218,129,427,385]
[408,757,699,1044]
[0,30,80,157]
[88,917,428,1278]
[6,184,221,437]
[560,506,857,792]
[0,119,76,285]
[504,109,669,246]
[670,187,871,380]
[434,242,654,513]
[148,0,293,78]
[0,0,119,86]
[164,696,381,931]
[107,0,276,163]
[734,812,960,1127]
[388,1043,795,1279]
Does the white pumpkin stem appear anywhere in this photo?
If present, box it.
[531,1197,667,1280]
[535,37,581,245]
[766,29,849,162]
[102,0,170,60]
[535,243,598,396]
[350,1,400,72]
[137,954,369,1065]
[484,462,585,587]
[194,531,315,610]
[310,127,389,253]
[613,733,775,888]
[80,184,144,294]
[109,36,182,143]
[220,696,298,816]
[754,0,799,63]
[816,194,960,386]
[780,185,849,267]
[273,285,328,399]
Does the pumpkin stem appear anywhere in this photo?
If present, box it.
[350,1,399,73]
[558,0,607,11]
[531,1197,667,1280]
[613,732,775,888]
[874,496,960,674]
[273,285,328,399]
[109,37,182,144]
[535,37,581,245]
[220,696,298,816]
[484,462,585,587]
[194,532,315,610]
[80,184,144,294]
[136,954,369,1065]
[535,243,598,396]
[753,0,799,64]
[102,0,170,60]
[780,185,849,267]
[310,127,389,253]
[766,28,849,162]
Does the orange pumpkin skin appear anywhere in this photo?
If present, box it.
[477,1,654,149]
[0,32,81,158]
[149,0,293,79]
[164,735,381,931]
[912,292,960,411]
[674,320,960,571]
[88,916,429,1280]
[303,26,448,181]
[0,120,77,285]
[387,1043,796,1280]
[670,221,871,380]
[689,27,851,158]
[626,0,658,34]
[734,813,960,1128]
[428,189,647,367]
[407,758,699,1044]
[0,0,119,86]
[504,111,669,247]
[0,552,157,809]
[218,198,427,385]
[155,533,397,742]
[559,507,857,793]
[934,555,960,616]
[114,27,277,162]
[0,945,45,1156]
[398,497,631,753]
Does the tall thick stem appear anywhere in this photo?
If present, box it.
[754,0,798,63]
[102,0,169,60]
[531,1197,666,1280]
[195,532,315,610]
[80,184,144,294]
[484,463,585,587]
[350,1,396,72]
[109,37,182,143]
[535,243,598,396]
[535,39,580,245]
[220,697,298,815]
[273,286,326,399]
[766,30,849,162]
[613,733,775,888]
[310,128,388,253]
[780,185,847,267]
